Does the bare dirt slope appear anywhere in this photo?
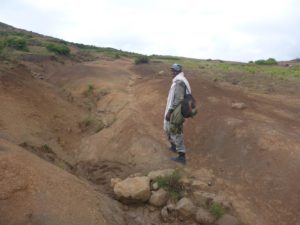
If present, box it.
[0,58,299,225]
[0,138,127,225]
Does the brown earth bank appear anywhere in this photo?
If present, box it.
[0,57,299,225]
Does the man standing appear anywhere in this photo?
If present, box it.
[164,64,191,165]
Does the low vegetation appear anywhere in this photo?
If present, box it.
[82,84,110,100]
[46,43,70,55]
[150,54,181,61]
[155,171,185,200]
[209,202,225,219]
[135,55,150,64]
[78,116,105,133]
[0,35,28,51]
[82,84,95,97]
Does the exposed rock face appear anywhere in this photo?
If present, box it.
[149,188,169,207]
[175,197,196,217]
[114,176,151,202]
[195,207,215,224]
[216,214,239,225]
[147,169,175,181]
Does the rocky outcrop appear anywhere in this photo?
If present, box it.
[113,169,241,225]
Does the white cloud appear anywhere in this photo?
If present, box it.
[1,0,299,61]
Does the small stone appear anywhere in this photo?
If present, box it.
[175,197,196,217]
[158,70,165,75]
[193,191,216,207]
[191,180,208,190]
[166,203,176,211]
[152,182,159,190]
[212,195,232,210]
[129,173,143,178]
[148,205,156,212]
[161,206,169,221]
[110,178,122,188]
[216,214,239,225]
[231,102,246,110]
[195,207,215,224]
[149,188,169,207]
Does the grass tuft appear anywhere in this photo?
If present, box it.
[209,203,225,219]
[155,170,185,201]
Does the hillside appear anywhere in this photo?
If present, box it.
[0,22,300,225]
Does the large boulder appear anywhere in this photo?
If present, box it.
[175,197,196,217]
[149,188,169,207]
[195,207,215,224]
[114,176,151,203]
[148,169,175,181]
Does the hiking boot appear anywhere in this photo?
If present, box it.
[169,144,177,153]
[171,154,186,165]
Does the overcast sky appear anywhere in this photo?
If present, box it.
[1,0,299,62]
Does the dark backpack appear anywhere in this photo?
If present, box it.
[181,86,197,118]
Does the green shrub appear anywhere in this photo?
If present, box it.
[209,203,225,219]
[155,171,184,201]
[255,58,277,65]
[135,55,150,64]
[46,43,70,55]
[5,36,28,51]
[114,53,120,59]
[82,84,96,98]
